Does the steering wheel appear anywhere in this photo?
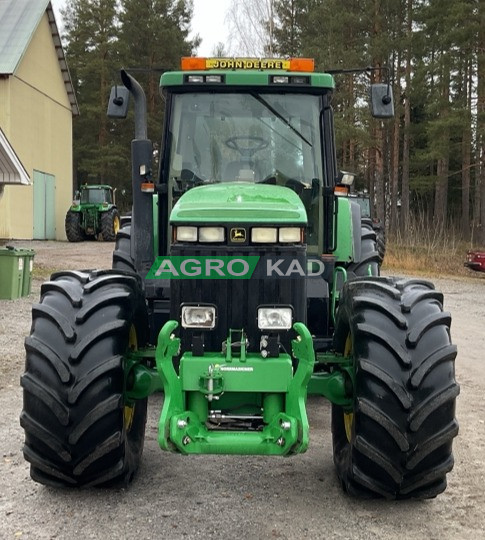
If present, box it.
[285,178,307,195]
[225,136,269,158]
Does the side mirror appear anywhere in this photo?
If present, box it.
[107,86,130,118]
[337,171,356,186]
[370,83,394,118]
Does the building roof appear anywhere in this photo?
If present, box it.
[0,0,79,116]
[0,128,30,185]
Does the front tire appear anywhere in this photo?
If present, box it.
[101,209,120,241]
[332,277,459,499]
[20,270,148,487]
[65,211,84,242]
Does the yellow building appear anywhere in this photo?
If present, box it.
[0,0,79,240]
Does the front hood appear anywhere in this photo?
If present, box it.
[170,182,307,224]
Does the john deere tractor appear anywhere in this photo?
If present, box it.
[21,57,459,499]
[65,184,120,241]
[335,177,387,266]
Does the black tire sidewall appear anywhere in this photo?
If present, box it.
[21,271,149,487]
[331,277,458,499]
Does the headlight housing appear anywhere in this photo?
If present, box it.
[176,226,198,242]
[278,227,302,243]
[251,227,277,243]
[181,305,216,329]
[257,307,293,331]
[199,226,225,243]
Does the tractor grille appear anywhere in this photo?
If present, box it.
[170,244,306,354]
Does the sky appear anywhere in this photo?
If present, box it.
[50,0,231,56]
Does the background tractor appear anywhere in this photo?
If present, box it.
[334,175,386,266]
[349,191,386,265]
[65,184,120,241]
[21,57,459,499]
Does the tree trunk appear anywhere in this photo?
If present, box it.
[390,58,401,235]
[462,58,472,239]
[433,55,450,228]
[401,0,412,234]
[372,0,385,223]
[479,0,485,245]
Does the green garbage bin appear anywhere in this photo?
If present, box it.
[18,248,35,297]
[0,247,24,300]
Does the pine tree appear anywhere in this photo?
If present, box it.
[62,0,121,188]
[118,0,199,141]
[477,0,485,244]
[62,0,198,196]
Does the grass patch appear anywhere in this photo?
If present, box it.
[382,240,475,278]
[32,265,58,281]
[382,213,485,278]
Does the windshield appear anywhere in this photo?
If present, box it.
[168,92,323,185]
[167,92,324,246]
[80,189,111,204]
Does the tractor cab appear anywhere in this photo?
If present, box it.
[78,184,114,205]
[166,87,323,249]
[160,58,335,257]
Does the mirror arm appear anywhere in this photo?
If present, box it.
[121,69,147,140]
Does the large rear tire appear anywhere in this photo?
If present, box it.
[20,270,148,487]
[65,211,84,242]
[101,209,120,241]
[345,220,380,278]
[373,220,386,265]
[332,277,459,499]
[113,223,135,273]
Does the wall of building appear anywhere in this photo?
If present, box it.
[0,12,73,240]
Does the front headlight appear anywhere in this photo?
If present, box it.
[279,227,302,243]
[176,226,198,242]
[199,226,225,243]
[257,307,293,330]
[251,227,277,243]
[181,305,216,329]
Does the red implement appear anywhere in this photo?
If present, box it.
[464,250,485,272]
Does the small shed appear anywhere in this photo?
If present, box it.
[0,0,79,240]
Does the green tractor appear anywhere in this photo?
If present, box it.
[335,177,387,266]
[21,57,459,499]
[352,191,386,265]
[65,184,120,242]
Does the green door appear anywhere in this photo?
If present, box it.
[33,171,56,239]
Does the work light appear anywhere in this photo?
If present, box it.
[257,307,293,331]
[205,75,223,83]
[181,305,216,329]
[187,75,204,83]
[272,76,289,84]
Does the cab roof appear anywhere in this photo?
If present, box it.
[160,57,335,90]
[81,184,113,190]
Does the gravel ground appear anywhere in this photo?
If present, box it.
[0,241,483,539]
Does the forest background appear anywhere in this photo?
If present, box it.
[62,0,485,255]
